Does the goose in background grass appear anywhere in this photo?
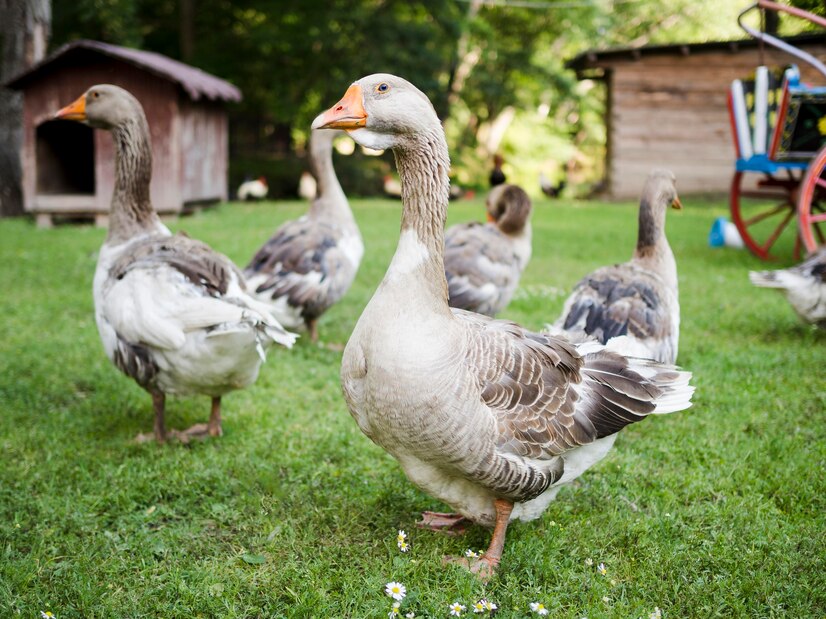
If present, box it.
[749,247,826,328]
[444,183,532,316]
[55,85,296,443]
[313,74,694,579]
[553,169,683,364]
[244,129,363,343]
[237,176,269,201]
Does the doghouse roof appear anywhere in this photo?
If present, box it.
[6,39,242,102]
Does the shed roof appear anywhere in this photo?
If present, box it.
[567,32,826,74]
[6,39,242,102]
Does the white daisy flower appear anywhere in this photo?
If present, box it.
[602,596,611,603]
[385,581,406,601]
[472,600,486,613]
[464,549,479,558]
[398,540,410,552]
[597,562,607,575]
[530,601,549,615]
[405,613,416,619]
[584,557,593,566]
[449,602,466,616]
[484,600,497,611]
[40,613,56,619]
[649,607,663,619]
[388,601,401,618]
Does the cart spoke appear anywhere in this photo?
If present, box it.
[760,209,795,252]
[743,202,792,226]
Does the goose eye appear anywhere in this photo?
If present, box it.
[376,83,390,93]
[91,91,100,99]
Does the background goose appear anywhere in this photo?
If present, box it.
[749,247,826,327]
[55,85,296,443]
[554,169,683,364]
[237,176,268,201]
[244,129,364,343]
[313,74,694,579]
[444,183,532,316]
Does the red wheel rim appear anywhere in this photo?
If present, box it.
[798,145,826,255]
[730,170,801,261]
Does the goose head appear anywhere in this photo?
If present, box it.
[312,74,440,151]
[486,184,532,235]
[643,169,682,212]
[55,84,143,130]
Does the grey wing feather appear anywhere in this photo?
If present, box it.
[245,218,349,318]
[560,265,672,346]
[456,310,681,500]
[110,232,241,297]
[444,222,520,316]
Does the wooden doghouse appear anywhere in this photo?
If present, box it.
[567,33,826,199]
[6,39,241,226]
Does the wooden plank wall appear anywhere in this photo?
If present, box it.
[19,57,181,215]
[599,43,826,199]
[179,99,229,204]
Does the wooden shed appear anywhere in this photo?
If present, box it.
[6,39,241,226]
[567,33,826,199]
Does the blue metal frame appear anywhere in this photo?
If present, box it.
[735,155,809,173]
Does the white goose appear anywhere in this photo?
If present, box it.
[749,247,826,327]
[244,129,363,342]
[444,183,532,317]
[55,85,296,443]
[554,170,683,364]
[313,74,694,578]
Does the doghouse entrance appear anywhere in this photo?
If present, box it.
[36,120,95,195]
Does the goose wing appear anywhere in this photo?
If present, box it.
[103,233,294,351]
[558,264,672,346]
[444,222,519,316]
[457,310,678,460]
[245,217,352,315]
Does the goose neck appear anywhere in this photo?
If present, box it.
[107,116,161,243]
[385,133,451,304]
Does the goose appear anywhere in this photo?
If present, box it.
[539,171,565,198]
[554,169,683,364]
[55,85,296,443]
[749,247,826,327]
[237,176,268,201]
[312,74,694,579]
[489,154,506,187]
[244,129,363,343]
[444,183,532,316]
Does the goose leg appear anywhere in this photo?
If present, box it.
[417,511,468,535]
[208,397,223,437]
[178,396,224,441]
[307,318,319,344]
[136,391,166,443]
[444,499,513,581]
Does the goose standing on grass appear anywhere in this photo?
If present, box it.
[444,184,532,316]
[749,247,826,327]
[244,129,363,343]
[554,169,683,364]
[313,74,694,579]
[55,85,296,443]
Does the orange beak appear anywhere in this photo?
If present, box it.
[55,94,87,121]
[671,195,683,210]
[311,84,367,130]
[486,212,496,223]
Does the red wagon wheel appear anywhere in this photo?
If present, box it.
[730,170,804,261]
[798,144,826,254]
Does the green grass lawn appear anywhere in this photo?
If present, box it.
[1,195,824,618]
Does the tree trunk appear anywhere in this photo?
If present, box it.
[0,0,51,217]
[180,0,195,62]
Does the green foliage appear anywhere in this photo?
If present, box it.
[50,0,760,192]
[1,196,824,617]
